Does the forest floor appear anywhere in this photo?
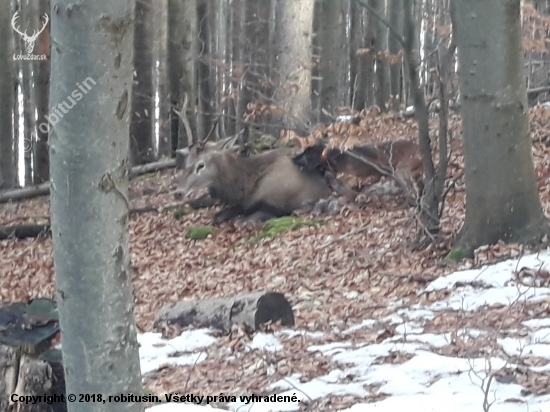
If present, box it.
[2,105,550,411]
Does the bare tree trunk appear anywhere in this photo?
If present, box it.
[230,0,249,139]
[168,0,199,148]
[212,0,229,139]
[0,0,15,189]
[374,0,390,109]
[452,0,550,255]
[197,0,214,139]
[20,1,38,186]
[49,1,143,411]
[33,0,50,184]
[153,0,171,158]
[422,0,434,95]
[363,0,378,108]
[350,2,365,110]
[318,0,351,118]
[388,0,403,110]
[131,0,154,164]
[273,0,315,134]
[403,1,439,233]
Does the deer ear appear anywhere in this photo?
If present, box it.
[207,134,240,152]
[175,148,189,169]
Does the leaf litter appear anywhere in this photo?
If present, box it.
[2,105,550,411]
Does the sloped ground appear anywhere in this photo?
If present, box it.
[2,106,550,411]
[141,250,550,411]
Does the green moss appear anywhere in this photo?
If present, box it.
[172,208,187,220]
[446,248,466,262]
[185,226,215,240]
[134,172,158,181]
[246,216,322,244]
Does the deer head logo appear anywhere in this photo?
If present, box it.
[12,11,49,55]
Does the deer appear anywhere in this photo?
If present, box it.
[174,135,332,223]
[294,139,424,204]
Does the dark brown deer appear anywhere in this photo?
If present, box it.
[174,136,332,223]
[294,139,424,202]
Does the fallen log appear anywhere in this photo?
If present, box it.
[128,157,176,179]
[0,182,50,203]
[0,224,51,240]
[0,158,177,204]
[0,203,191,240]
[155,291,295,333]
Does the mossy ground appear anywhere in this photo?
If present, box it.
[185,226,215,240]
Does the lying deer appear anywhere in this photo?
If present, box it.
[174,136,332,223]
[294,139,424,203]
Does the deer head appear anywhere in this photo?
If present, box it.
[174,134,240,200]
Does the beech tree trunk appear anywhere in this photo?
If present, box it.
[33,0,51,183]
[168,0,199,148]
[273,0,315,133]
[363,0,378,108]
[374,0,390,109]
[388,0,403,109]
[453,0,549,255]
[318,0,351,118]
[49,1,143,411]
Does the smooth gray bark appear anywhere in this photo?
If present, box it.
[318,0,351,117]
[374,0,390,109]
[168,0,199,147]
[453,0,549,254]
[273,0,315,132]
[363,0,378,108]
[49,1,143,411]
[388,0,403,107]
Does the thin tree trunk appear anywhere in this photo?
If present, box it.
[20,1,38,186]
[0,0,15,189]
[363,0,378,108]
[197,0,213,140]
[131,0,154,164]
[388,0,403,109]
[218,0,228,139]
[230,0,248,139]
[403,0,439,233]
[374,0,390,109]
[33,0,50,184]
[49,1,143,411]
[350,3,365,110]
[168,0,199,148]
[153,0,171,158]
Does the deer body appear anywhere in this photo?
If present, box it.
[176,137,331,223]
[325,140,423,185]
[293,139,423,201]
